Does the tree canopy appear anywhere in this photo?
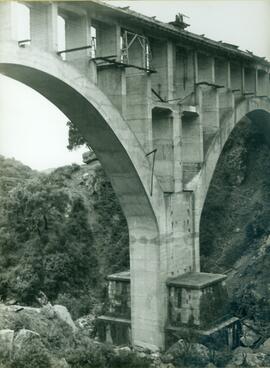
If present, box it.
[0,171,99,309]
[66,121,88,151]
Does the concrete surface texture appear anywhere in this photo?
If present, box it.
[0,0,269,350]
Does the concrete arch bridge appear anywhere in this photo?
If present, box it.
[0,0,269,350]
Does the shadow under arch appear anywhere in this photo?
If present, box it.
[199,108,270,271]
[0,42,167,348]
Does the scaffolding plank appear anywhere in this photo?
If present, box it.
[57,45,92,55]
[92,56,156,73]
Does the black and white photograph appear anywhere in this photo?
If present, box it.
[0,0,270,367]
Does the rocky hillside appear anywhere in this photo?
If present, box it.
[200,118,270,329]
[0,302,151,368]
[0,156,129,319]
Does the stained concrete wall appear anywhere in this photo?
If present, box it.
[97,67,126,115]
[0,2,17,41]
[64,12,91,72]
[151,39,174,101]
[175,48,195,104]
[30,3,58,51]
[198,85,219,152]
[95,21,121,59]
[125,70,152,152]
[230,63,243,92]
[244,67,256,94]
[152,109,174,192]
[197,53,215,83]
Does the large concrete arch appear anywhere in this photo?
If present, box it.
[188,101,270,271]
[0,41,168,349]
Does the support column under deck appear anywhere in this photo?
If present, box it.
[30,3,58,51]
[0,2,16,42]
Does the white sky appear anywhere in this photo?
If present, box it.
[0,0,269,170]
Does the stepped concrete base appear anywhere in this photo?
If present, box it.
[97,315,131,346]
[166,316,241,350]
[97,271,241,350]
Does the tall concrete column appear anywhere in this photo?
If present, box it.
[152,108,174,192]
[166,191,197,274]
[95,22,126,110]
[0,2,16,41]
[96,22,121,59]
[130,190,197,349]
[175,48,196,104]
[30,3,58,51]
[151,40,175,101]
[219,91,234,145]
[65,13,91,72]
[197,53,215,83]
[230,62,242,91]
[172,108,183,192]
[244,66,256,94]
[98,67,126,115]
[126,70,152,152]
[215,59,234,144]
[181,107,204,184]
[198,85,219,152]
[129,217,167,350]
[196,53,219,153]
[257,69,269,96]
[215,59,230,88]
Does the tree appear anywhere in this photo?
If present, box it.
[66,122,129,277]
[66,121,89,151]
[0,173,99,306]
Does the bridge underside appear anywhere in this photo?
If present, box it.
[0,0,270,350]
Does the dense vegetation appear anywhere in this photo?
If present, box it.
[200,118,270,327]
[0,155,129,319]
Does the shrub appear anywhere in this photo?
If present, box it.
[11,339,52,368]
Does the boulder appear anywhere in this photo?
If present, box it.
[115,346,131,355]
[166,339,186,357]
[165,340,209,366]
[151,351,162,366]
[82,150,98,164]
[245,353,265,367]
[259,337,270,354]
[161,353,174,364]
[231,346,252,366]
[76,314,95,332]
[51,357,70,368]
[231,347,266,367]
[240,321,261,347]
[138,351,147,359]
[41,304,55,319]
[0,329,14,359]
[13,329,40,355]
[53,305,77,332]
[151,352,161,359]
[189,343,210,366]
